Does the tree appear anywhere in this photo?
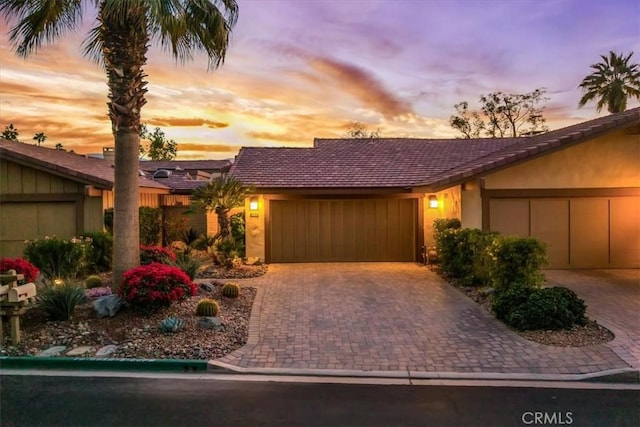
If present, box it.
[139,124,178,160]
[2,123,19,141]
[344,121,381,139]
[189,176,252,241]
[55,143,64,150]
[450,89,549,138]
[2,1,239,285]
[33,132,47,146]
[578,51,640,114]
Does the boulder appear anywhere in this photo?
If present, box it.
[197,316,224,331]
[199,282,215,292]
[93,295,122,318]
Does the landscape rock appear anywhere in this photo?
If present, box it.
[199,282,215,292]
[93,295,122,318]
[38,346,67,357]
[198,317,224,331]
[66,346,93,356]
[95,345,118,358]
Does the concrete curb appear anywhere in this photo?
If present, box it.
[0,356,208,372]
[209,360,640,383]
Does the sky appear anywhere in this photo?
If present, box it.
[1,0,639,159]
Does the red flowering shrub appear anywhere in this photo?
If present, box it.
[0,257,39,283]
[140,245,176,265]
[119,263,196,313]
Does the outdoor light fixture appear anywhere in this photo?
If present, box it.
[428,195,439,209]
[249,197,259,211]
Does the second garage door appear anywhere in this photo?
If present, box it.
[269,198,417,262]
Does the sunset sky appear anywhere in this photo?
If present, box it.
[1,0,639,159]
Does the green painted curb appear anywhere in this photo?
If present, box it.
[0,356,209,372]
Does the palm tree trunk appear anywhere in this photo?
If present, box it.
[216,208,231,240]
[99,2,149,286]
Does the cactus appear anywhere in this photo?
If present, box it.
[159,316,184,333]
[85,275,103,289]
[222,282,240,299]
[196,298,219,317]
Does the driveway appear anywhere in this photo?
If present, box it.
[215,263,629,375]
[546,269,640,369]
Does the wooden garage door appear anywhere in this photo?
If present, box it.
[0,202,77,258]
[489,196,640,268]
[269,198,417,262]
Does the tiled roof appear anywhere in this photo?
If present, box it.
[139,159,231,173]
[230,107,640,190]
[0,139,168,190]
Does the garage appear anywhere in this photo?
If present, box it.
[268,198,417,262]
[488,195,640,268]
[0,202,77,258]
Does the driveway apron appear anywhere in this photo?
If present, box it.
[546,269,640,369]
[216,263,629,374]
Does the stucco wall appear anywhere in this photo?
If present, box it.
[484,129,640,189]
[460,180,482,229]
[422,186,461,247]
[245,195,266,260]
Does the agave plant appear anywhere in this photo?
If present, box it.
[159,316,184,333]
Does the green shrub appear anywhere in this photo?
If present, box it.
[139,207,162,246]
[196,298,219,316]
[433,218,461,234]
[104,208,114,234]
[163,210,189,245]
[490,237,547,292]
[23,236,91,284]
[492,283,534,321]
[83,231,113,273]
[181,228,201,247]
[506,287,579,331]
[222,282,240,298]
[37,282,86,321]
[85,275,103,289]
[173,250,202,281]
[231,213,246,257]
[546,286,587,326]
[215,237,241,269]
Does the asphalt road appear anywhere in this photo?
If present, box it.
[1,374,638,427]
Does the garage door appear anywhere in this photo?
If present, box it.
[489,196,640,268]
[269,198,417,262]
[0,202,77,258]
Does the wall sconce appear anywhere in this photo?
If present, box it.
[428,195,439,209]
[249,197,259,211]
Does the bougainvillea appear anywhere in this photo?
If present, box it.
[140,245,176,265]
[0,257,40,283]
[119,263,196,313]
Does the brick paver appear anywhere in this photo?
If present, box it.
[546,269,640,369]
[216,263,630,374]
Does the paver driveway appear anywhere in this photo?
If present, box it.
[216,263,629,375]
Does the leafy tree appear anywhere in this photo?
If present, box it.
[450,89,549,138]
[344,121,381,139]
[55,143,64,150]
[139,124,178,160]
[578,51,640,114]
[189,176,252,241]
[2,1,238,285]
[33,131,47,146]
[2,123,19,141]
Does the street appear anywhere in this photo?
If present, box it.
[1,373,638,427]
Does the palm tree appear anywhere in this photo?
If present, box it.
[2,1,238,285]
[190,176,252,241]
[33,132,47,146]
[578,51,640,114]
[2,123,19,141]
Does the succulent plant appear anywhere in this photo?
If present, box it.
[85,275,103,289]
[222,282,240,299]
[196,298,219,317]
[159,316,184,333]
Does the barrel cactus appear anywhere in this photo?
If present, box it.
[222,282,240,299]
[159,316,184,333]
[196,298,219,317]
[85,275,103,289]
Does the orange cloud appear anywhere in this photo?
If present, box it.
[244,131,309,144]
[145,117,229,128]
[177,143,236,153]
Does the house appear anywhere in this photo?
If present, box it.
[0,141,226,257]
[230,108,640,268]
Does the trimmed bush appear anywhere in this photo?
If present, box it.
[37,282,86,321]
[492,283,534,321]
[139,206,162,246]
[23,236,91,283]
[85,275,103,289]
[546,286,587,326]
[490,237,547,292]
[222,282,240,298]
[140,245,176,265]
[119,263,197,314]
[0,257,39,283]
[196,298,219,316]
[83,231,113,273]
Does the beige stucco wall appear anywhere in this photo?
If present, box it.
[245,195,266,260]
[484,129,640,189]
[422,186,461,247]
[460,180,482,229]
